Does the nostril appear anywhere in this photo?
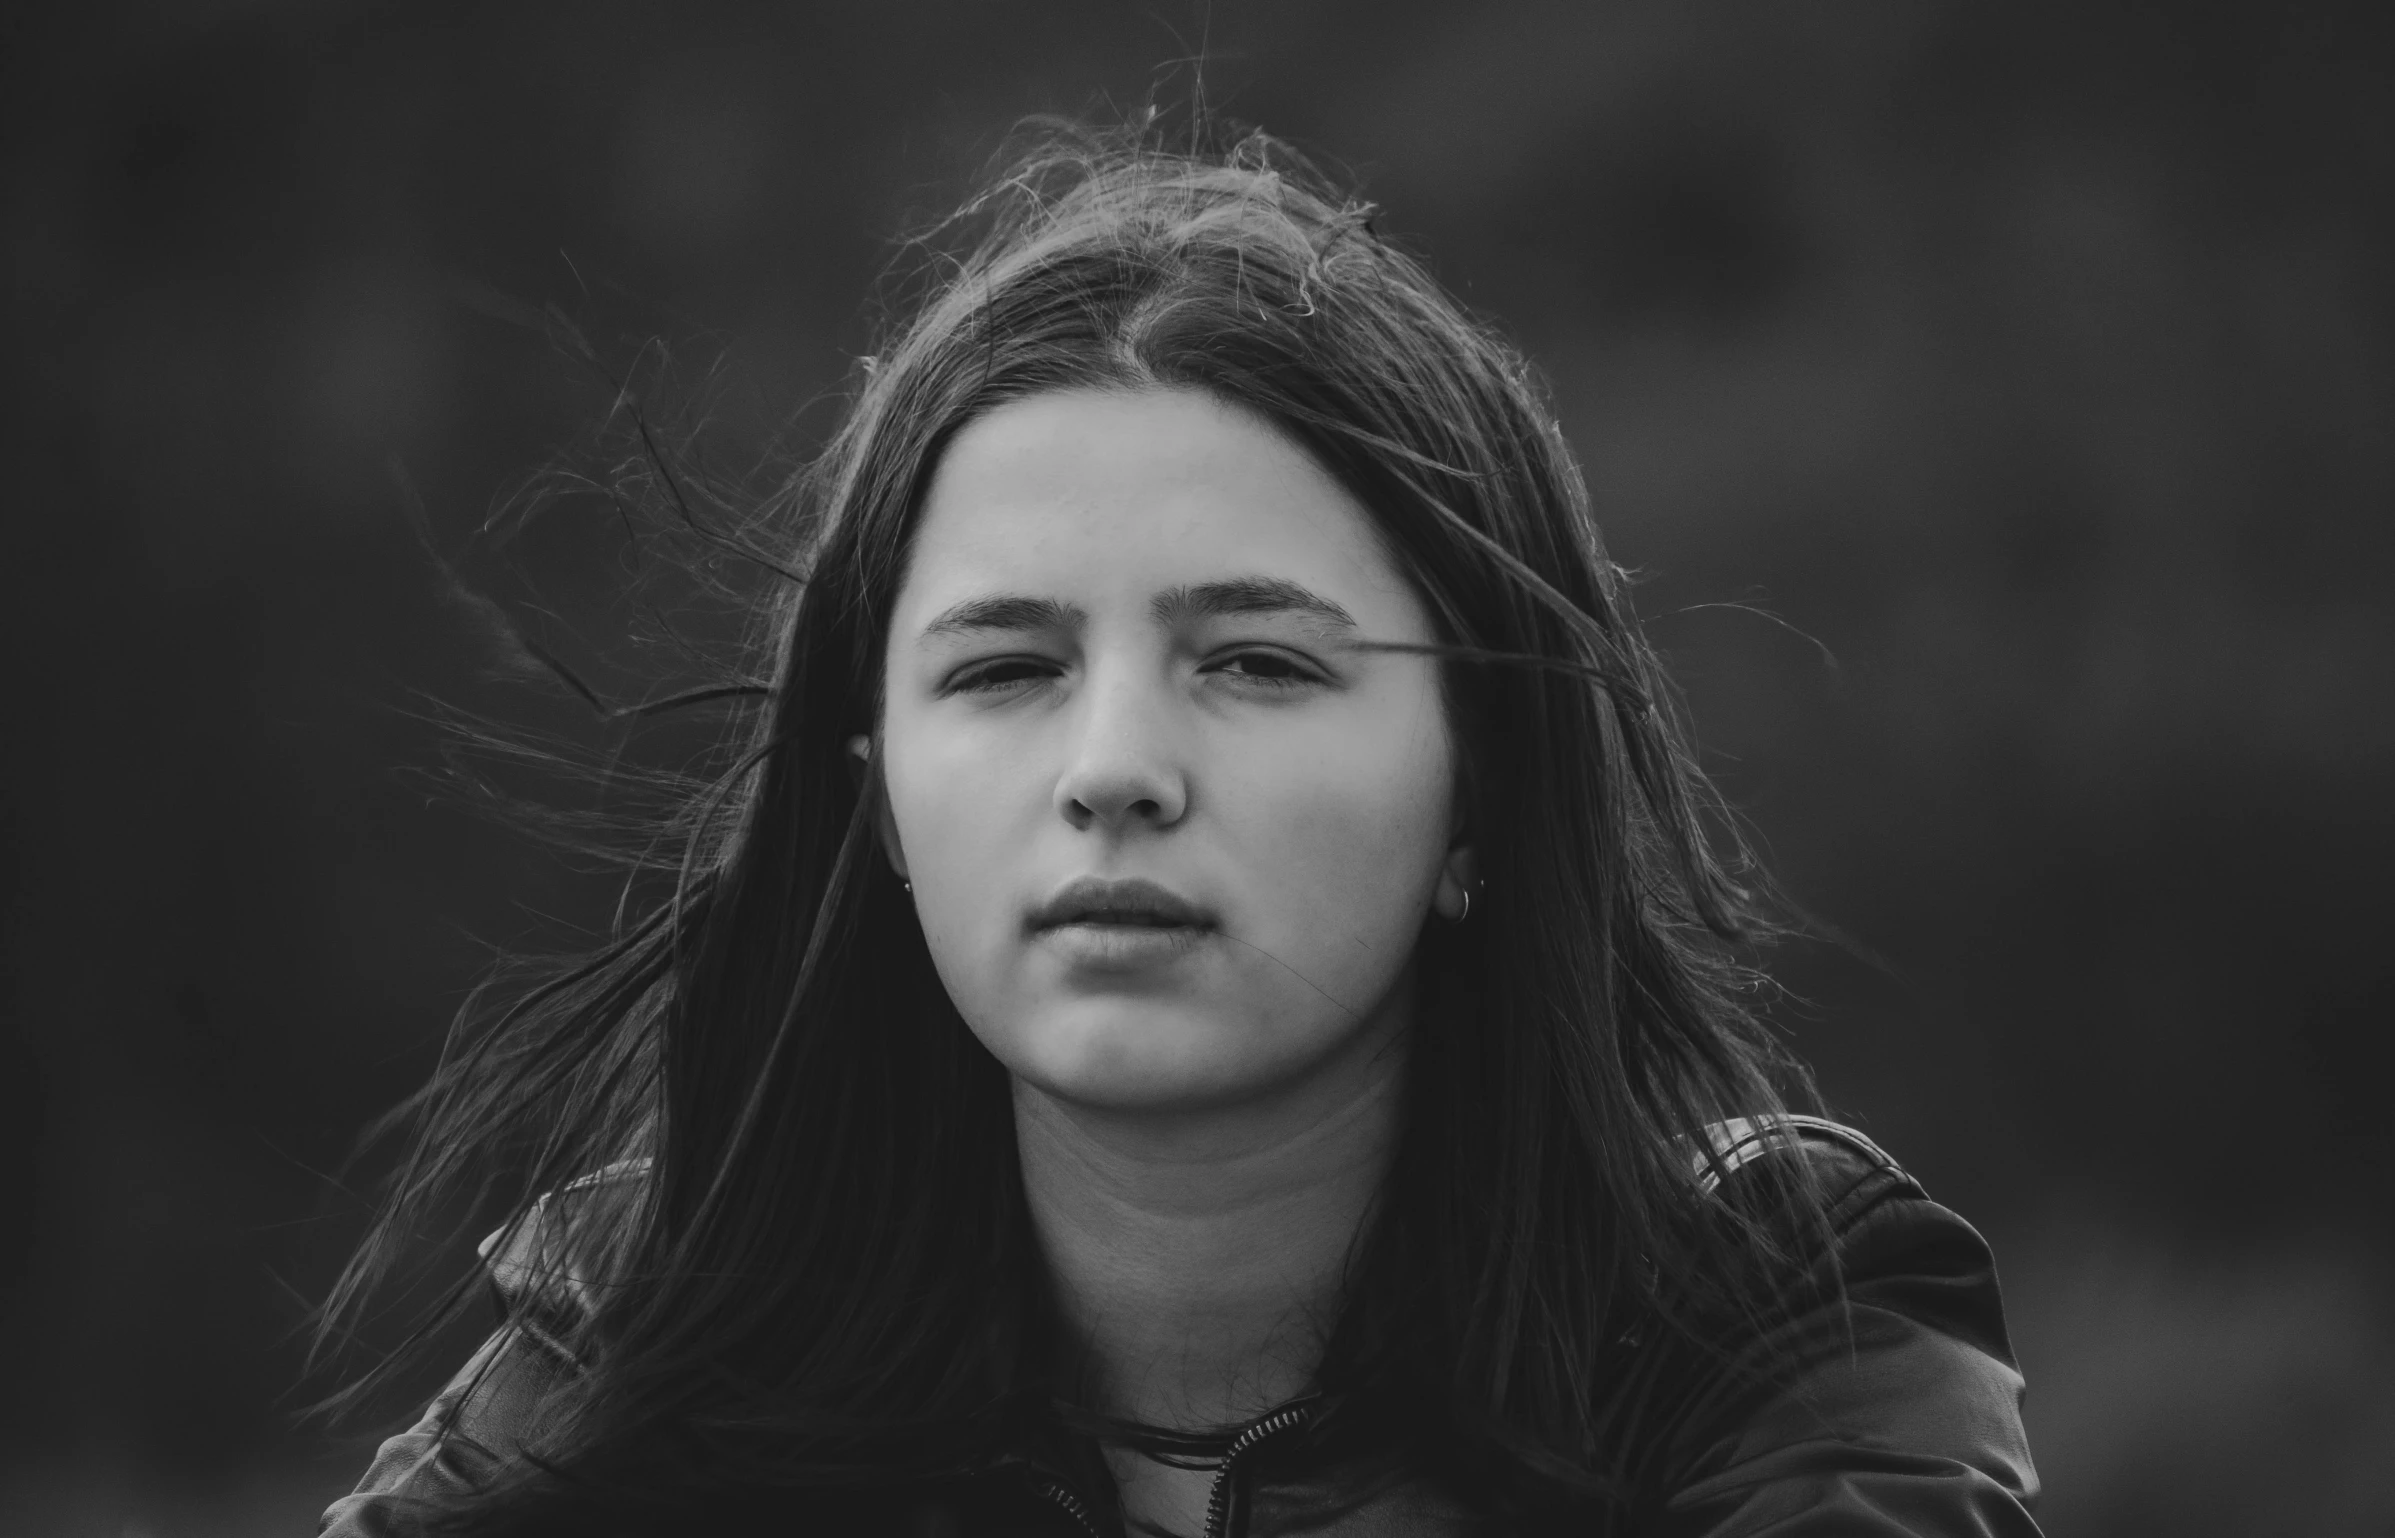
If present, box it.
[1054,757,1187,827]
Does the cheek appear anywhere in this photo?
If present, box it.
[877,714,1042,1009]
[1228,708,1454,954]
[885,747,986,894]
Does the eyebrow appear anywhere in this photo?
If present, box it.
[919,594,1085,639]
[918,577,1357,641]
[1151,577,1357,633]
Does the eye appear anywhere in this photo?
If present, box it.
[1205,649,1321,687]
[947,656,1060,694]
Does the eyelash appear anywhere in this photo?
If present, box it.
[946,649,1323,695]
[949,657,1056,693]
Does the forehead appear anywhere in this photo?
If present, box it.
[895,387,1428,633]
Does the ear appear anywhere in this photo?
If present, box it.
[846,734,910,882]
[1432,842,1478,922]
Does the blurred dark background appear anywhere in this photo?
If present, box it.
[5,2,2393,1533]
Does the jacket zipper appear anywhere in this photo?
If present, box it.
[1039,1478,1104,1538]
[1200,1402,1314,1538]
[1036,1399,1316,1538]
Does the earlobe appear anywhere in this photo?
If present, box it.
[1434,845,1478,922]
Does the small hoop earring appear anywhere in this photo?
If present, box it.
[1456,885,1471,924]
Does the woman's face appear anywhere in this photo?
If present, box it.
[875,387,1466,1115]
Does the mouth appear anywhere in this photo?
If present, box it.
[1028,876,1217,934]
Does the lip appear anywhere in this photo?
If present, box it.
[1027,876,1217,934]
[1034,921,1212,972]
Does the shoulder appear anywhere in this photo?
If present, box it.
[1693,1113,1912,1210]
[319,1163,649,1536]
[1654,1117,2043,1536]
[1690,1115,2014,1364]
[473,1158,650,1351]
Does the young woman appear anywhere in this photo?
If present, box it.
[318,128,2040,1537]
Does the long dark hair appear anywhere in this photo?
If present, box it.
[322,121,1826,1531]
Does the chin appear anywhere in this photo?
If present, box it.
[1007,1001,1283,1113]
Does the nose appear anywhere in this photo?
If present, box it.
[1053,668,1189,832]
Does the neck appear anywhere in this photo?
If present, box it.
[1013,1030,1405,1431]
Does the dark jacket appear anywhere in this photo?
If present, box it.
[319,1117,2041,1537]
